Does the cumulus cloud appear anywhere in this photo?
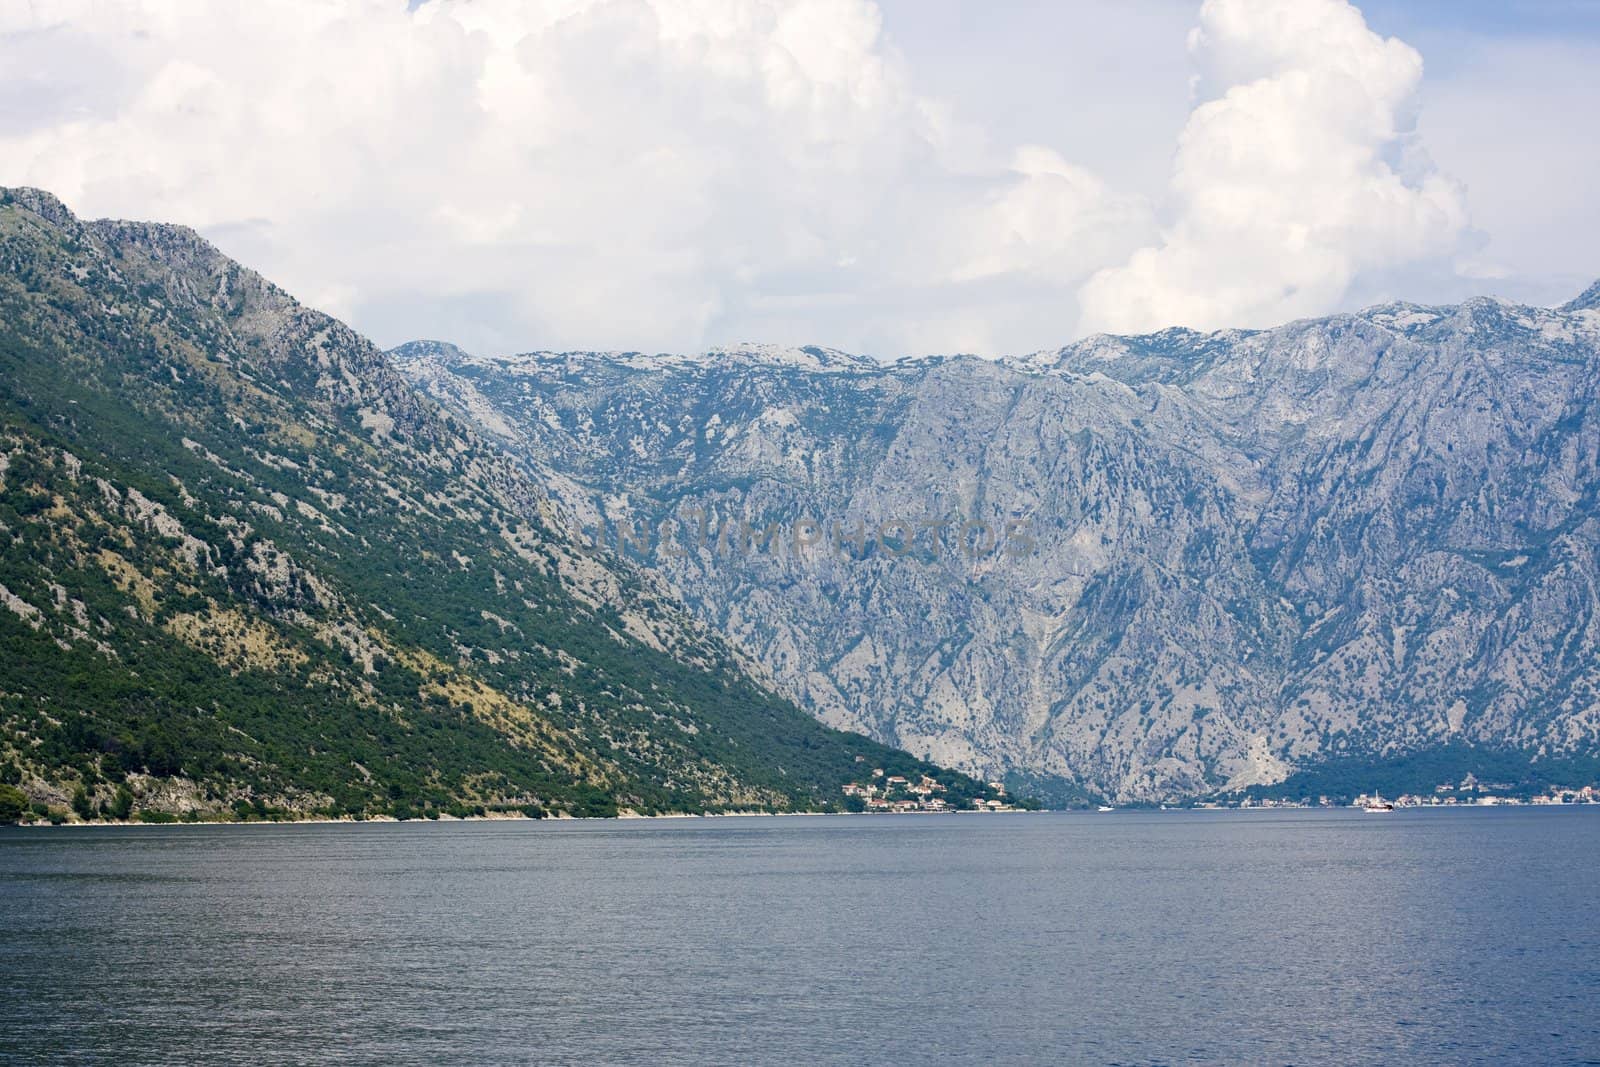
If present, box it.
[0,0,1471,354]
[1078,0,1470,335]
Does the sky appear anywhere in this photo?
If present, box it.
[1,0,1596,359]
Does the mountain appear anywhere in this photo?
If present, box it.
[0,188,1002,823]
[397,290,1600,802]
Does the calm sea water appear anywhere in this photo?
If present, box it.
[2,809,1598,1065]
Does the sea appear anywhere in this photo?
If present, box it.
[2,808,1598,1065]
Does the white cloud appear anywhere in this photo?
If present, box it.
[0,0,1477,355]
[1078,0,1470,335]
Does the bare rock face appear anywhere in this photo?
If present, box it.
[398,292,1600,801]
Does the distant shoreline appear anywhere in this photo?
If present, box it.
[11,804,1600,830]
[12,806,1027,828]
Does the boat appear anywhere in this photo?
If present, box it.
[1361,799,1395,812]
[1097,805,1114,812]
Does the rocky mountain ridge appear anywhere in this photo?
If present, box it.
[398,287,1600,801]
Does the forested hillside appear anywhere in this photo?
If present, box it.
[0,188,998,823]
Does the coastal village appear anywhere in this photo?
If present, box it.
[1219,775,1600,810]
[1350,779,1600,809]
[841,769,1018,813]
[840,767,1600,813]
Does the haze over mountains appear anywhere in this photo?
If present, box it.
[397,282,1600,802]
[0,188,995,822]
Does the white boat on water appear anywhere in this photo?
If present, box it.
[1097,805,1114,812]
[1362,799,1395,812]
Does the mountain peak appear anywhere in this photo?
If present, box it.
[706,343,880,373]
[1560,278,1600,312]
[388,339,477,365]
[391,342,882,376]
[0,186,78,228]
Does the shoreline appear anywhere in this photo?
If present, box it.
[9,806,1045,829]
[10,804,1597,830]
